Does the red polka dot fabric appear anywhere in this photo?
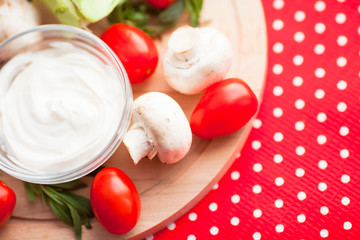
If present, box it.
[147,0,360,239]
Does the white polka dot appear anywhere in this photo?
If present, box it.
[341,196,350,205]
[274,154,283,164]
[253,185,262,194]
[273,64,283,74]
[188,212,197,221]
[337,80,347,90]
[315,89,325,99]
[297,214,306,223]
[253,232,261,240]
[296,146,306,156]
[315,1,326,12]
[314,44,325,54]
[318,160,328,170]
[275,177,285,186]
[274,199,284,208]
[318,182,328,191]
[317,135,327,145]
[320,206,329,215]
[273,0,284,10]
[210,226,219,235]
[295,99,305,109]
[337,35,348,46]
[231,194,241,203]
[252,140,261,150]
[320,229,329,238]
[317,112,327,122]
[212,183,219,190]
[341,174,350,183]
[295,121,305,131]
[293,76,303,86]
[273,107,283,118]
[315,68,326,78]
[294,11,306,22]
[146,235,154,240]
[235,152,241,158]
[187,235,196,240]
[273,86,284,96]
[253,163,263,173]
[335,13,346,24]
[358,26,360,35]
[273,19,284,30]
[339,126,349,136]
[344,221,352,230]
[337,57,347,67]
[253,119,262,129]
[315,23,326,34]
[167,222,176,230]
[231,171,240,180]
[297,191,307,201]
[253,209,262,218]
[337,0,346,2]
[293,55,304,66]
[294,32,305,42]
[273,132,284,142]
[275,224,284,233]
[340,149,350,158]
[295,168,305,177]
[273,42,284,53]
[231,217,240,226]
[209,202,218,212]
[337,102,347,112]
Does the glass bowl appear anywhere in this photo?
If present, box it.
[0,25,132,184]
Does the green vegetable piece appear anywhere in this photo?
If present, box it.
[72,0,125,22]
[38,0,86,26]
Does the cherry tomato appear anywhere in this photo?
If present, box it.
[145,0,176,9]
[0,180,16,227]
[90,167,141,235]
[100,23,158,84]
[190,78,258,139]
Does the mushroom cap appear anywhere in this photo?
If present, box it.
[163,26,232,95]
[0,0,40,43]
[131,92,192,164]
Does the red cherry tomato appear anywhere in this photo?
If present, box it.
[0,180,16,227]
[100,23,158,84]
[190,78,258,139]
[90,167,141,235]
[146,0,176,9]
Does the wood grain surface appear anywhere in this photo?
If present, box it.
[0,0,267,239]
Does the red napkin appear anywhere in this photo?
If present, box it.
[149,0,360,239]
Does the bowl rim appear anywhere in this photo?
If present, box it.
[0,24,133,184]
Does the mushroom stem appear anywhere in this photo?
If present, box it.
[123,123,157,165]
[167,26,203,67]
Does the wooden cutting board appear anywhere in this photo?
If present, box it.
[0,0,267,239]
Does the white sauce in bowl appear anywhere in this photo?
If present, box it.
[0,42,123,173]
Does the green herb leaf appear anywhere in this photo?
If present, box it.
[50,180,87,190]
[108,0,203,38]
[23,181,93,240]
[184,0,203,27]
[24,182,36,202]
[48,197,73,226]
[70,206,82,240]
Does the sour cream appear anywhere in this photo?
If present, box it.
[0,42,123,173]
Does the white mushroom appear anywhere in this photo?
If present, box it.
[0,0,40,43]
[163,26,232,95]
[123,92,192,164]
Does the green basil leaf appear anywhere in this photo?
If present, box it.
[158,0,184,23]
